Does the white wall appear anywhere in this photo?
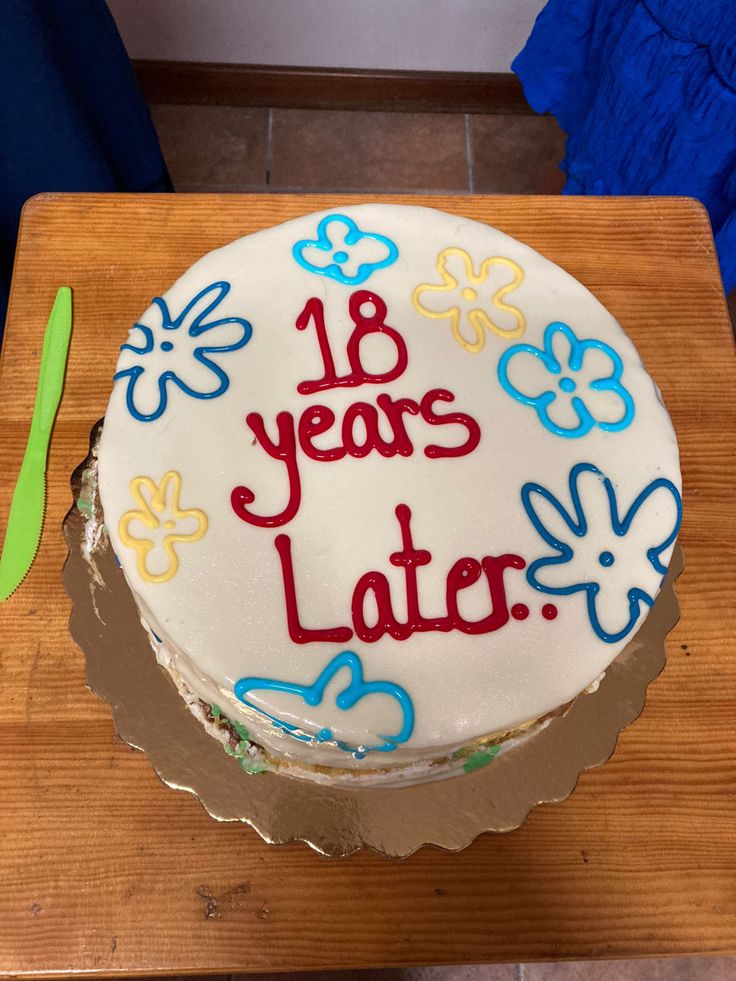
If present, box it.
[108,0,545,72]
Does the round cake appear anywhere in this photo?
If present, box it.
[97,204,682,786]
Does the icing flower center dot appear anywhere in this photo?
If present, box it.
[412,248,526,353]
[113,280,253,424]
[522,463,682,643]
[118,471,208,584]
[497,321,635,439]
[292,214,399,286]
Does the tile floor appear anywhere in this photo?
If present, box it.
[149,105,567,195]
[144,103,734,981]
[136,959,736,981]
[228,962,736,980]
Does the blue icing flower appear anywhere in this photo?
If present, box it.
[114,281,252,422]
[233,650,414,757]
[292,213,399,285]
[497,321,635,438]
[522,463,682,643]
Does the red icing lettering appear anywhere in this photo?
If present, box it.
[232,286,540,650]
[389,504,450,634]
[351,571,399,643]
[231,411,301,528]
[445,557,484,627]
[345,290,408,387]
[478,555,527,633]
[274,534,353,643]
[420,388,482,459]
[295,297,341,394]
[348,504,525,642]
[342,401,393,457]
[296,290,408,395]
[298,405,345,462]
[375,393,420,456]
[232,289,483,529]
[269,500,534,644]
[445,554,527,634]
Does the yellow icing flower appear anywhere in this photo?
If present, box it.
[119,471,208,583]
[412,247,526,353]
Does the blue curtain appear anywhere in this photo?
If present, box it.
[513,0,736,292]
[0,1,171,336]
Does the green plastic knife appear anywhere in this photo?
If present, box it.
[0,287,73,601]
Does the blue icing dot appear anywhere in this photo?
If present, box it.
[559,376,576,393]
[598,550,615,567]
[316,727,333,742]
[332,250,349,263]
[160,340,174,352]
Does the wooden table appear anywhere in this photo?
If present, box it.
[1,194,734,974]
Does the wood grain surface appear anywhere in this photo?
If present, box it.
[0,194,734,975]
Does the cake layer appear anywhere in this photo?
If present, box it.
[97,204,682,781]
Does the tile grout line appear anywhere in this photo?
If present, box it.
[265,107,274,186]
[465,113,475,193]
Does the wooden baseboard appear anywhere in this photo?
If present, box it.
[133,60,531,114]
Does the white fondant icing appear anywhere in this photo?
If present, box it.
[97,204,681,782]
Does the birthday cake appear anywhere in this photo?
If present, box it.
[97,204,682,786]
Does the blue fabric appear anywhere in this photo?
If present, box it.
[512,0,736,292]
[0,1,171,337]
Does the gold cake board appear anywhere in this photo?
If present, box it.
[63,420,683,858]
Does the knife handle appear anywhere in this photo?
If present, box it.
[32,287,73,438]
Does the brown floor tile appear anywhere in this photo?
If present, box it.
[173,183,270,194]
[150,104,269,188]
[522,955,736,979]
[470,114,566,194]
[270,108,469,191]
